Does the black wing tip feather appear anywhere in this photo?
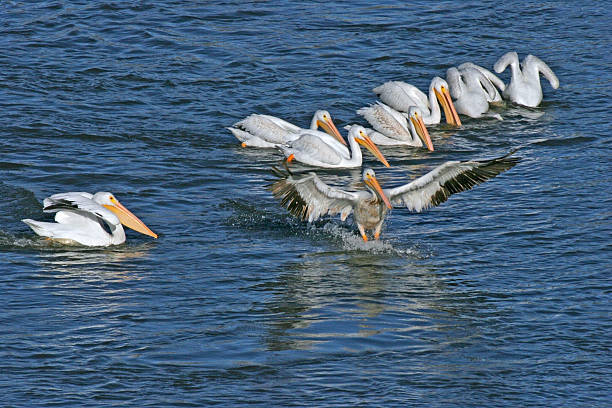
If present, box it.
[43,198,79,212]
[432,154,520,208]
[268,166,311,221]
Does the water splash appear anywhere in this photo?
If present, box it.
[224,199,427,258]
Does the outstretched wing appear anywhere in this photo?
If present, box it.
[269,167,361,222]
[43,192,111,220]
[385,153,520,212]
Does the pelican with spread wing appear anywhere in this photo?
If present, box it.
[494,52,559,107]
[228,110,345,148]
[270,153,519,241]
[23,192,157,246]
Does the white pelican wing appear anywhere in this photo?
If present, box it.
[357,102,412,141]
[373,81,429,111]
[260,115,302,133]
[281,132,345,166]
[385,154,520,212]
[233,114,296,144]
[43,192,115,221]
[270,168,362,222]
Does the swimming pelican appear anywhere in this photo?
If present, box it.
[279,125,390,169]
[354,102,434,150]
[447,66,502,119]
[457,62,505,104]
[228,110,345,148]
[270,152,519,241]
[494,52,559,107]
[373,77,461,126]
[23,192,158,246]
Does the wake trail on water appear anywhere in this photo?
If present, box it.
[223,200,427,258]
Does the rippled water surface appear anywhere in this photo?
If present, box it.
[1,1,610,406]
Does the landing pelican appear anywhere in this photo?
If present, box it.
[373,77,461,126]
[355,102,434,150]
[447,67,501,119]
[228,110,345,148]
[494,52,559,107]
[457,62,505,104]
[23,192,157,246]
[270,153,519,241]
[279,125,390,169]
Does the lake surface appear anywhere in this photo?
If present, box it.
[1,1,610,406]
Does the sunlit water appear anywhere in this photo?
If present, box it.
[1,1,610,406]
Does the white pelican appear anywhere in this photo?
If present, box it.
[457,62,505,104]
[23,192,158,246]
[373,77,461,126]
[270,152,519,241]
[354,102,434,150]
[279,125,390,169]
[446,66,502,119]
[228,110,345,148]
[494,52,559,107]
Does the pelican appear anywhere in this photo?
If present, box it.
[457,62,505,104]
[270,152,519,241]
[354,102,434,150]
[22,192,158,246]
[279,125,390,169]
[494,52,559,107]
[228,110,345,148]
[446,66,502,119]
[373,77,461,126]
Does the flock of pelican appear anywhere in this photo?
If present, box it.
[23,52,558,246]
[232,51,558,242]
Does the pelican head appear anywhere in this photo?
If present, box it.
[312,110,346,146]
[431,76,462,127]
[408,106,434,151]
[94,192,158,238]
[350,125,390,168]
[362,168,392,209]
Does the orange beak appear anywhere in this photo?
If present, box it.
[318,117,347,146]
[356,134,390,168]
[104,198,158,239]
[366,175,392,209]
[434,86,461,127]
[410,113,434,151]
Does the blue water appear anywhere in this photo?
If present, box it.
[1,1,610,406]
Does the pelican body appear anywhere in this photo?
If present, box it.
[23,192,157,246]
[457,62,505,104]
[373,77,461,127]
[355,103,434,150]
[279,125,390,169]
[228,110,345,148]
[446,66,502,119]
[270,153,519,241]
[494,52,559,107]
